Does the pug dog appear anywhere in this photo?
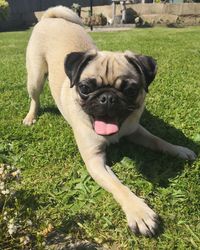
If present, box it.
[23,6,196,236]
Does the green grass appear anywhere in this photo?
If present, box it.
[0,27,200,249]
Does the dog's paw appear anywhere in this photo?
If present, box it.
[123,196,159,237]
[23,114,36,126]
[174,145,197,161]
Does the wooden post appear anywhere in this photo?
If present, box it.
[90,0,93,31]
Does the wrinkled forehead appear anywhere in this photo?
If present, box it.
[79,52,140,87]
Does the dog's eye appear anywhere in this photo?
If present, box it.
[124,85,138,96]
[121,80,139,97]
[78,79,97,97]
[78,84,92,96]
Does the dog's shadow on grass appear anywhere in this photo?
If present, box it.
[39,106,199,187]
[107,109,199,187]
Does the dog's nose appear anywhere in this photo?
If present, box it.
[99,93,116,106]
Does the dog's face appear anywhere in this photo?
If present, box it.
[64,50,157,136]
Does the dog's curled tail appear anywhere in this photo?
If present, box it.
[41,5,83,26]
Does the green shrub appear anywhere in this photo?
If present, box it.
[0,0,9,21]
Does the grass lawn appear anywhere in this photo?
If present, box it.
[0,26,200,249]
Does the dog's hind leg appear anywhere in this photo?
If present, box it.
[23,55,47,126]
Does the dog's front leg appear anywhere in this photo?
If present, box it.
[127,125,196,160]
[74,130,159,236]
[84,153,159,236]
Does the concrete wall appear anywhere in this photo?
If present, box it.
[82,3,200,19]
[130,3,200,16]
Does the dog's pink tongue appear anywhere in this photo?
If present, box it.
[94,120,119,135]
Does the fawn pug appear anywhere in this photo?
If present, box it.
[23,6,196,236]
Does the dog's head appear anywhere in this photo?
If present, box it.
[64,49,157,136]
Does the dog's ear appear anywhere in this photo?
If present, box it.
[64,49,97,87]
[125,51,157,92]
